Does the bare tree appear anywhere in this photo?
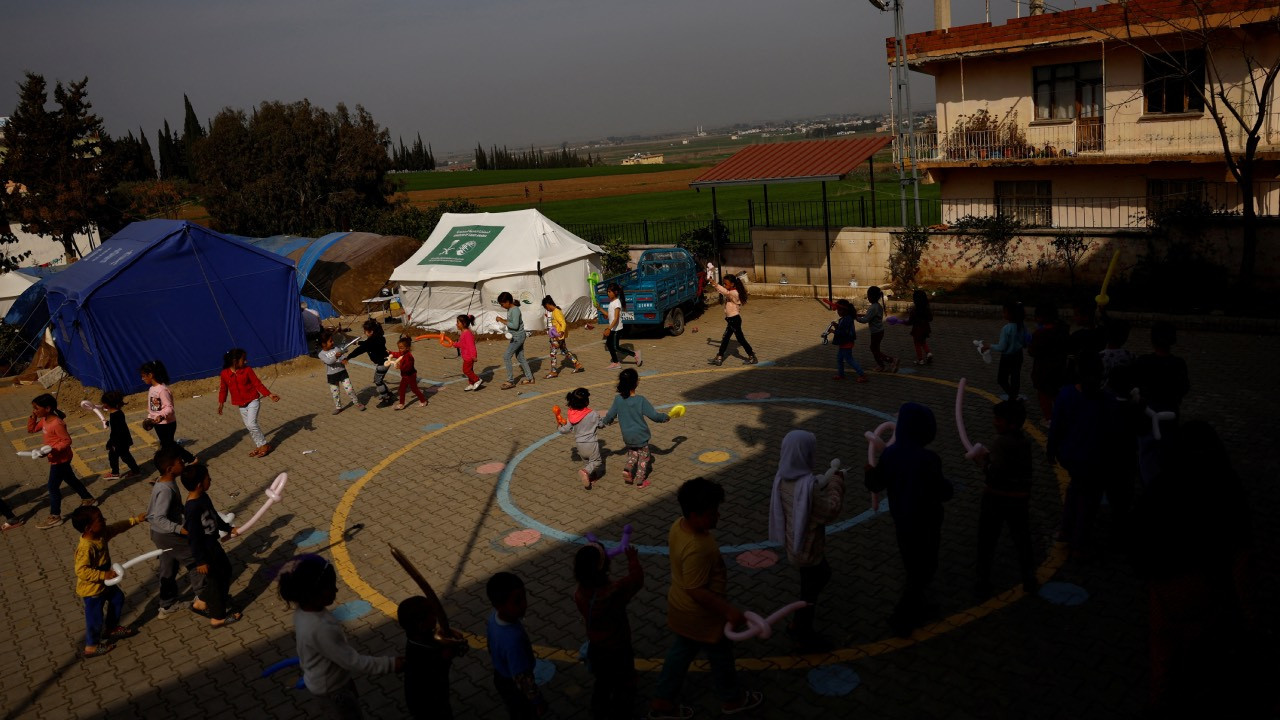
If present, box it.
[1053,0,1280,287]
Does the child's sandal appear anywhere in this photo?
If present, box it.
[544,371,559,379]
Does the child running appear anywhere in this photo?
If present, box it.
[603,283,640,369]
[905,289,934,365]
[457,314,485,391]
[70,505,146,658]
[574,543,644,720]
[972,400,1037,597]
[486,572,549,719]
[279,554,402,717]
[141,360,197,464]
[831,299,868,382]
[29,393,95,529]
[389,335,429,410]
[856,286,898,372]
[984,301,1027,401]
[558,387,606,489]
[543,295,584,379]
[181,464,240,627]
[217,348,280,458]
[99,391,141,480]
[497,291,535,388]
[602,368,670,489]
[708,275,756,366]
[346,319,396,408]
[147,446,204,618]
[318,330,365,415]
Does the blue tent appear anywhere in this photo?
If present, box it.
[43,220,307,392]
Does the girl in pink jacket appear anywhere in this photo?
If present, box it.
[457,315,484,391]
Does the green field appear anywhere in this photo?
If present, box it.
[393,164,700,192]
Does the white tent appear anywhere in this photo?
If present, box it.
[391,209,603,332]
[0,268,39,317]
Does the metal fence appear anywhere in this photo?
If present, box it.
[562,218,752,246]
[748,198,942,229]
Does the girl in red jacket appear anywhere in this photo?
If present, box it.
[217,348,280,458]
[457,314,484,391]
[28,393,95,529]
[389,335,429,410]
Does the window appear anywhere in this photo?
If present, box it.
[1033,61,1102,120]
[1146,178,1206,216]
[995,180,1052,227]
[1144,51,1205,114]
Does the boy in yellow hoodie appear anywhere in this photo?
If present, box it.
[71,505,146,658]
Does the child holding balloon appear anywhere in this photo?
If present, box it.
[29,393,96,530]
[601,369,670,489]
[857,286,898,372]
[99,391,141,481]
[146,446,204,618]
[543,295,583,379]
[141,360,197,465]
[574,543,644,719]
[70,504,146,658]
[181,464,239,627]
[558,387,605,490]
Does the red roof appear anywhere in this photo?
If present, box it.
[689,136,892,188]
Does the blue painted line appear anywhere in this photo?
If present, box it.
[495,397,895,555]
[331,600,373,622]
[754,360,777,367]
[897,367,917,375]
[517,391,542,399]
[639,370,658,377]
[292,529,327,548]
[339,469,366,482]
[421,423,447,432]
[1038,581,1089,606]
[533,658,556,686]
[808,665,861,696]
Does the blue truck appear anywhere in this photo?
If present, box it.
[595,248,705,336]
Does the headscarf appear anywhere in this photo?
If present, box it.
[769,430,818,552]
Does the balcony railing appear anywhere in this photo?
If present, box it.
[896,113,1280,163]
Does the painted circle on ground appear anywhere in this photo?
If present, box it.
[808,665,861,696]
[533,659,556,686]
[339,469,366,482]
[292,529,327,548]
[503,529,542,547]
[737,549,778,569]
[496,397,895,555]
[476,462,507,475]
[697,450,733,464]
[331,600,373,622]
[329,367,1073,672]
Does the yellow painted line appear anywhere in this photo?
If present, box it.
[330,367,1071,670]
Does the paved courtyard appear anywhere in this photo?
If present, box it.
[1,298,1276,719]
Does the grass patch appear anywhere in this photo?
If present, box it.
[393,164,701,192]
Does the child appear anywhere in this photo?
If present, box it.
[140,360,197,464]
[346,319,396,407]
[708,275,755,366]
[1132,321,1189,485]
[601,369,670,489]
[1099,318,1136,397]
[603,283,640,369]
[972,400,1037,597]
[830,299,867,382]
[497,291,535,389]
[279,554,402,717]
[574,543,644,720]
[318,330,365,415]
[864,402,953,637]
[399,595,467,720]
[217,348,281,458]
[558,387,606,489]
[147,446,204,617]
[99,391,141,480]
[1066,297,1106,385]
[28,393,95,530]
[650,478,763,718]
[905,289,934,365]
[1028,305,1069,426]
[542,295,583,379]
[984,301,1027,400]
[857,285,898,372]
[768,430,845,650]
[485,571,549,719]
[457,314,484,391]
[70,505,146,658]
[180,464,240,627]
[389,335,429,410]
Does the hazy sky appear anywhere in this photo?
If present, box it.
[2,0,1034,156]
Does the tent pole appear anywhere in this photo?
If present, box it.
[823,181,833,306]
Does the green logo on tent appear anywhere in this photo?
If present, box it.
[419,225,503,266]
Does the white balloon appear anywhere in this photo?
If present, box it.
[80,400,109,429]
[955,379,987,460]
[105,548,171,587]
[231,473,288,537]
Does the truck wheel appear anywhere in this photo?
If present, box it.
[667,308,686,336]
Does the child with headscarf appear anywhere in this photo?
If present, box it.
[864,402,953,637]
[768,430,845,651]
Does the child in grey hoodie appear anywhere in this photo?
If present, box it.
[146,446,204,617]
[558,388,606,490]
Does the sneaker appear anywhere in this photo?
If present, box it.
[855,375,869,384]
[331,407,343,416]
[158,602,188,619]
[472,380,485,391]
[37,515,63,530]
[926,353,934,365]
[2,520,24,531]
[606,363,621,370]
[100,472,121,481]
[80,498,99,507]
[572,366,585,373]
[463,383,474,392]
[635,351,643,367]
[708,356,723,366]
[744,355,758,365]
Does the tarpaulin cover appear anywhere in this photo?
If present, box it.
[43,220,306,392]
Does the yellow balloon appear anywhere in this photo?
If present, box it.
[668,405,686,419]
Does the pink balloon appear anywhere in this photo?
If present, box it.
[864,421,897,467]
[724,601,810,641]
[233,473,288,537]
[955,379,987,460]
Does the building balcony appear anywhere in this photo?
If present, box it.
[895,112,1280,165]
